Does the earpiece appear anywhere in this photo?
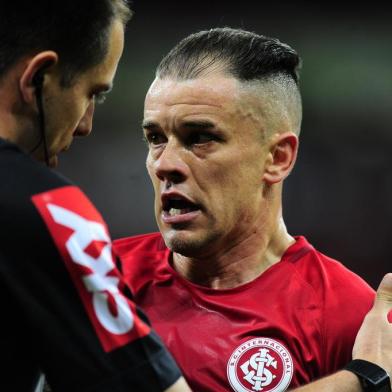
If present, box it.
[28,57,56,167]
[32,69,45,88]
[31,62,53,167]
[32,60,54,88]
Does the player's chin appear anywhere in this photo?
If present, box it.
[163,229,209,256]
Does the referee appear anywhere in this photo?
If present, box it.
[0,1,189,391]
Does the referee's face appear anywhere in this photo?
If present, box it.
[38,20,125,167]
[144,74,270,257]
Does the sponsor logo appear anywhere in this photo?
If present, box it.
[32,186,150,351]
[227,337,293,392]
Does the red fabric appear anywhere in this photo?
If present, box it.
[114,233,375,391]
[32,186,150,352]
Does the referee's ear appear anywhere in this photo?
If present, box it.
[262,131,298,185]
[19,51,58,104]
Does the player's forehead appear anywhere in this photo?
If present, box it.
[143,76,268,138]
[143,75,255,128]
[145,75,241,108]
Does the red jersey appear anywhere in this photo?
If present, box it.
[114,233,375,392]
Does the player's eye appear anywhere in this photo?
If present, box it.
[144,132,167,146]
[187,131,218,145]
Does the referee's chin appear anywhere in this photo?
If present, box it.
[48,154,58,168]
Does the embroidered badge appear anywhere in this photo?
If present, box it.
[227,337,294,392]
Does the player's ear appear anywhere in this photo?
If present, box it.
[19,51,58,103]
[263,132,298,184]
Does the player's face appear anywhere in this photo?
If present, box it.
[41,20,124,167]
[144,75,270,257]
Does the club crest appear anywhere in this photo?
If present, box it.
[227,337,294,392]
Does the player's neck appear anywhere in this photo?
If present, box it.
[172,210,295,290]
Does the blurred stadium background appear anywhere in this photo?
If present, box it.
[59,1,392,289]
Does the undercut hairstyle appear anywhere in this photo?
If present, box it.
[0,0,132,86]
[157,27,301,84]
[156,27,303,135]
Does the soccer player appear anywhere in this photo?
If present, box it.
[114,28,391,391]
[0,1,190,391]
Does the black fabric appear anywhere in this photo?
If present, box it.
[0,138,181,391]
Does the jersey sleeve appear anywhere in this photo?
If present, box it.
[319,259,375,376]
[287,241,376,383]
[0,178,180,391]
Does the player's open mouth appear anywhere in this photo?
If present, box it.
[161,194,201,223]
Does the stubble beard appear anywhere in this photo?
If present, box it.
[163,227,221,258]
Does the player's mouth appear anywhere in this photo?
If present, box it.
[161,193,201,224]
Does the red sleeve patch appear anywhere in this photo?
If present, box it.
[32,185,150,352]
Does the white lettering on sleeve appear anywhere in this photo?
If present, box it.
[47,204,134,334]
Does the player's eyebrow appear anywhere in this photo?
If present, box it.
[180,120,216,130]
[141,120,161,131]
[141,120,219,133]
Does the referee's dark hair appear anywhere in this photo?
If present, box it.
[0,0,132,86]
[156,27,301,85]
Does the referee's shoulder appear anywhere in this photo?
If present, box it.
[1,144,72,197]
[0,144,76,226]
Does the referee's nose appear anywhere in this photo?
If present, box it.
[75,101,95,137]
